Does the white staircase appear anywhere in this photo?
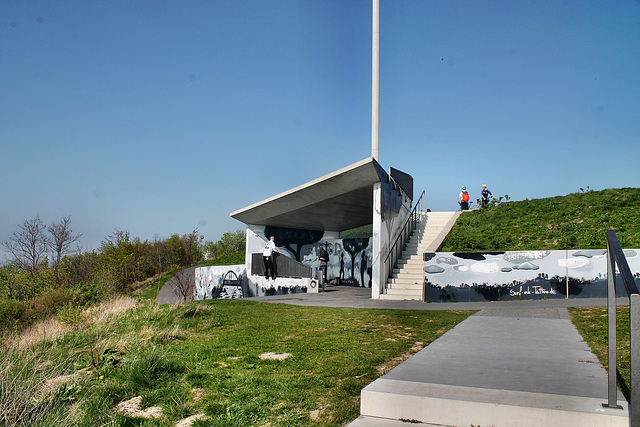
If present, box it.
[380,211,460,301]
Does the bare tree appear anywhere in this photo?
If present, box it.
[48,215,82,272]
[3,216,50,278]
[171,269,195,303]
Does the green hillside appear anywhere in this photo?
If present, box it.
[440,188,640,251]
[0,298,471,427]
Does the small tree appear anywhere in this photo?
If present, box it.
[3,216,50,280]
[100,229,135,289]
[171,269,194,303]
[166,234,183,267]
[181,228,203,265]
[217,230,245,254]
[202,240,219,260]
[48,215,82,283]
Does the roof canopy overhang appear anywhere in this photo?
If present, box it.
[230,157,388,232]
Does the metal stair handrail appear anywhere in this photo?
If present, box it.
[383,190,426,286]
[605,229,638,424]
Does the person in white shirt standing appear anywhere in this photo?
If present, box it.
[262,236,280,280]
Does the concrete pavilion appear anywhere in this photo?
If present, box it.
[230,157,415,299]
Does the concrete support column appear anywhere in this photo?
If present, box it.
[371,182,383,299]
[245,227,252,274]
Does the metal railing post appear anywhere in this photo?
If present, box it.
[605,238,620,408]
[605,229,639,423]
[631,293,640,425]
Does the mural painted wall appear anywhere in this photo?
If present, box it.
[246,225,374,292]
[195,264,316,299]
[423,249,640,302]
[195,265,247,300]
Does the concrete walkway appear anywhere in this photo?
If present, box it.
[246,286,630,426]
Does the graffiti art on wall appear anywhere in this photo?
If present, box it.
[247,225,373,289]
[195,265,247,300]
[423,249,640,302]
[342,238,371,287]
[195,264,314,299]
[264,226,324,262]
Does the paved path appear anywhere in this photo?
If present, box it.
[246,286,630,426]
[244,283,626,311]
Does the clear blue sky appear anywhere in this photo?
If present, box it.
[2,0,639,256]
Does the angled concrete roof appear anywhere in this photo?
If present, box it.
[230,157,388,232]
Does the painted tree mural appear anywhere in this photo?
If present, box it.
[264,226,324,262]
[342,238,370,282]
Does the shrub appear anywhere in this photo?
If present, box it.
[0,298,29,329]
[56,303,85,327]
[71,282,106,307]
[33,288,73,318]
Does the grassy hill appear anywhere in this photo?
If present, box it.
[1,297,471,427]
[440,187,640,251]
[3,188,639,426]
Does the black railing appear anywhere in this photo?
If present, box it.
[605,229,638,424]
[382,190,426,290]
[251,253,312,278]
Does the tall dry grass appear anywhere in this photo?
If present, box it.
[84,295,137,325]
[0,294,138,426]
[0,341,78,426]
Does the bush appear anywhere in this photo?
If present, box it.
[0,298,29,329]
[72,282,106,307]
[56,303,84,326]
[33,288,73,318]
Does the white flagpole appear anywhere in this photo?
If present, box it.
[372,0,380,161]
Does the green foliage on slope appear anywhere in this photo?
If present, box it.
[440,188,640,251]
[1,298,472,426]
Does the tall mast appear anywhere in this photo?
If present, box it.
[372,0,380,161]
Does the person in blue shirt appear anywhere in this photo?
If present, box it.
[480,184,494,207]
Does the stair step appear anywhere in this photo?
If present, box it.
[383,211,460,299]
[359,379,629,427]
[378,294,423,301]
[347,416,440,427]
[393,264,424,270]
[397,259,425,265]
[384,288,422,296]
[386,282,422,289]
[390,275,423,282]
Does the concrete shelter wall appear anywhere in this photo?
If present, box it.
[372,178,413,298]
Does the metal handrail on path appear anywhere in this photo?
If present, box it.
[605,229,638,424]
[382,190,426,288]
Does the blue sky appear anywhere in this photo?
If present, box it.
[1,0,639,256]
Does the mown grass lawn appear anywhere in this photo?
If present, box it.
[568,306,631,400]
[2,297,473,426]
